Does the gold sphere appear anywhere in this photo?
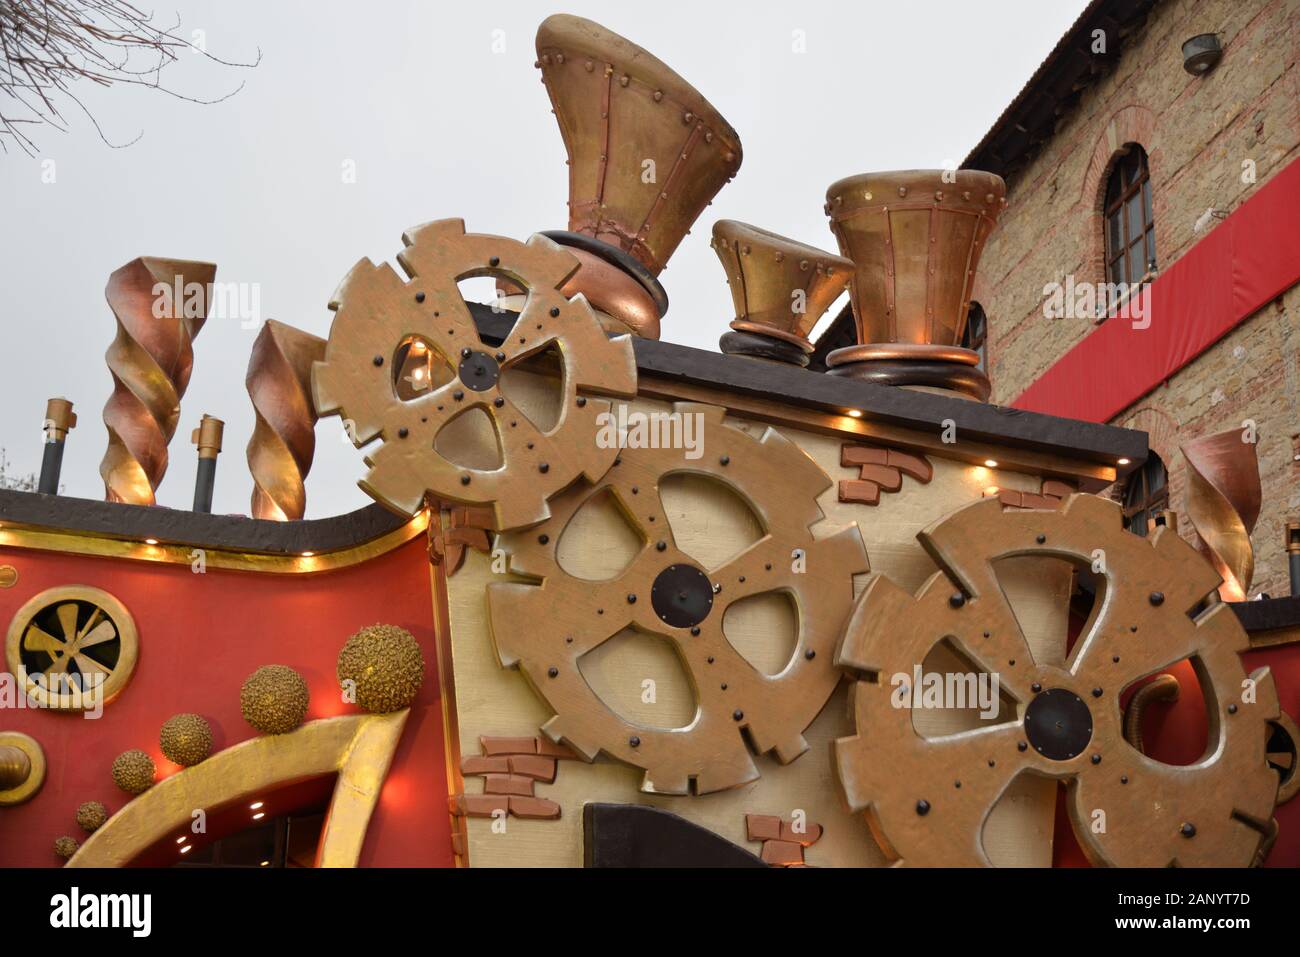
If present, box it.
[337,624,426,714]
[54,835,79,859]
[76,800,108,832]
[111,749,156,795]
[240,665,309,734]
[160,713,213,766]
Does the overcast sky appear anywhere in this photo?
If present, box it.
[1,0,1082,519]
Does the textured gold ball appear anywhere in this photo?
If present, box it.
[111,749,156,795]
[54,835,79,859]
[76,800,108,832]
[337,624,425,713]
[160,713,213,766]
[240,665,309,734]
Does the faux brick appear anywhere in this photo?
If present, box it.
[454,794,510,818]
[997,489,1024,507]
[887,450,934,483]
[841,445,888,467]
[857,464,902,490]
[1018,493,1059,510]
[509,796,561,819]
[482,774,535,797]
[1041,479,1077,498]
[779,821,824,846]
[480,736,538,756]
[508,755,557,782]
[461,755,510,775]
[839,479,880,505]
[745,814,782,842]
[760,840,804,866]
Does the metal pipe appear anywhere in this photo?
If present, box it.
[1287,522,1300,597]
[190,415,224,513]
[37,398,76,495]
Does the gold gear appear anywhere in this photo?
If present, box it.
[488,403,868,794]
[313,218,637,530]
[835,493,1279,867]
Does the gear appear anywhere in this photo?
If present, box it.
[313,218,637,530]
[488,403,868,794]
[834,493,1279,867]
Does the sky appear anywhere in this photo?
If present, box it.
[0,0,1084,519]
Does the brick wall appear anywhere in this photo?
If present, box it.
[978,0,1299,596]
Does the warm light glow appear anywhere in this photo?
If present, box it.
[846,409,863,418]
[410,341,426,353]
[412,367,427,381]
[252,812,265,820]
[175,836,187,844]
[260,860,270,867]
[1118,458,1131,465]
[249,801,263,810]
[983,459,998,468]
[984,486,1000,497]
[144,538,159,545]
[179,844,192,854]
[300,551,314,558]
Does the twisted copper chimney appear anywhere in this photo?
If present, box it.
[1182,429,1261,601]
[246,320,326,521]
[100,257,215,504]
[823,170,1006,399]
[531,14,743,338]
[711,220,852,367]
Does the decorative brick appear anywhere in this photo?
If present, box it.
[841,445,888,467]
[745,814,783,842]
[760,840,805,866]
[509,796,561,819]
[454,794,510,818]
[535,737,580,760]
[888,450,934,482]
[480,736,538,756]
[461,755,510,775]
[779,821,824,846]
[839,479,880,505]
[858,464,902,490]
[1041,479,1078,498]
[482,774,535,797]
[508,755,557,782]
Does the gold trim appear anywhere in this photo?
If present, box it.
[427,513,468,867]
[67,710,408,868]
[5,585,138,711]
[0,565,16,588]
[0,511,428,575]
[1273,711,1300,805]
[0,731,46,806]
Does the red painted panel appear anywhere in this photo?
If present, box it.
[1013,157,1300,423]
[0,536,453,868]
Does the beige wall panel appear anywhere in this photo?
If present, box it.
[449,394,1066,866]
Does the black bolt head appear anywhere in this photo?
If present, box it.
[460,475,471,485]
[949,593,966,608]
[916,799,931,816]
[629,736,640,747]
[494,397,505,408]
[1091,687,1103,698]
[732,710,744,721]
[547,667,558,678]
[1149,591,1165,606]
[538,534,549,545]
[1180,822,1196,838]
[398,427,409,439]
[373,355,384,366]
[489,256,500,267]
[1018,741,1028,752]
[415,291,426,303]
[461,347,472,358]
[1091,754,1102,765]
[1036,534,1046,544]
[655,541,667,552]
[626,594,636,604]
[1031,682,1042,693]
[805,649,816,660]
[539,463,550,474]
[1227,703,1238,714]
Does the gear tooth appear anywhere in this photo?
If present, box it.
[1058,490,1118,523]
[542,715,597,762]
[523,231,583,287]
[310,361,341,416]
[358,471,424,517]
[837,574,914,672]
[691,752,759,794]
[1247,665,1280,720]
[400,217,467,250]
[673,402,726,425]
[327,258,378,310]
[640,768,691,796]
[758,425,833,499]
[813,523,870,575]
[771,732,809,765]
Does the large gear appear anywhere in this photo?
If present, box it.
[487,403,868,794]
[313,218,638,530]
[834,493,1279,867]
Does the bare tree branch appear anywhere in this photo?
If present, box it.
[0,0,260,155]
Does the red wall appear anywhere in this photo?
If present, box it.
[0,536,453,868]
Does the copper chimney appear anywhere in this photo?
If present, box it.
[823,170,1006,399]
[711,220,852,367]
[531,14,743,339]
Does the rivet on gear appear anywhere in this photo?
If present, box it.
[835,493,1279,867]
[312,218,638,530]
[488,403,869,795]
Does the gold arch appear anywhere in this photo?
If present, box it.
[67,710,408,868]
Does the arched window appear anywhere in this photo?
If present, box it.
[1122,452,1168,536]
[962,302,987,371]
[1105,145,1156,285]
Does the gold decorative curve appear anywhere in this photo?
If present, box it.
[67,710,408,868]
[0,731,46,806]
[1181,430,1261,601]
[0,510,427,575]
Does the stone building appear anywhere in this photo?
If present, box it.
[963,0,1298,597]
